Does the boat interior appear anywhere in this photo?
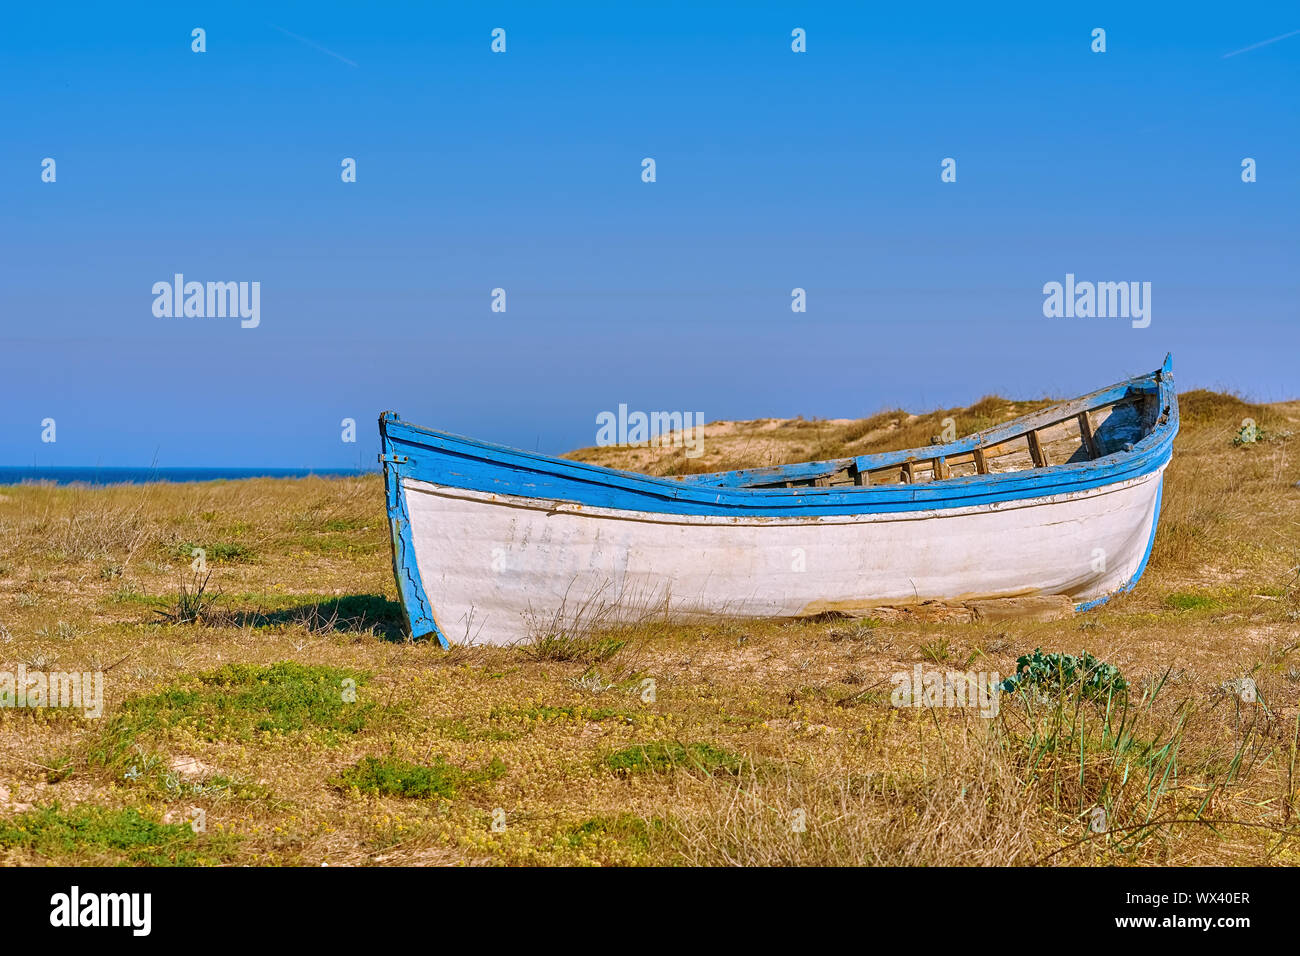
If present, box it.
[676,374,1170,491]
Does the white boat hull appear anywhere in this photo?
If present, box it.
[401,467,1165,645]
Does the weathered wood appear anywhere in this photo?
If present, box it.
[900,459,915,484]
[1078,411,1100,459]
[973,445,988,474]
[812,602,975,624]
[934,456,951,480]
[1027,430,1047,468]
[809,595,1075,625]
[968,595,1074,623]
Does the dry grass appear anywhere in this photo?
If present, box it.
[669,722,1038,866]
[0,393,1297,866]
[565,396,1056,477]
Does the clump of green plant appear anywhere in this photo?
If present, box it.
[0,804,219,866]
[563,813,656,852]
[335,754,505,800]
[1231,420,1292,446]
[605,741,744,777]
[111,581,146,604]
[490,703,636,724]
[1000,648,1127,700]
[1165,592,1224,612]
[102,661,374,755]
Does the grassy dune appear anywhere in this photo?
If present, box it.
[0,391,1297,866]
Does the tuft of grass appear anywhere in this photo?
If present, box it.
[919,636,952,663]
[525,627,627,663]
[605,741,745,777]
[670,728,1037,866]
[35,621,77,642]
[521,585,661,664]
[827,619,883,642]
[157,570,219,624]
[993,665,1260,860]
[110,581,148,604]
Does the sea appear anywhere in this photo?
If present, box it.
[0,467,377,486]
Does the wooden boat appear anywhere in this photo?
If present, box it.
[379,355,1177,646]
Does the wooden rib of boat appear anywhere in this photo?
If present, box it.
[379,354,1178,646]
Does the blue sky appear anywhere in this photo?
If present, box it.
[2,1,1297,467]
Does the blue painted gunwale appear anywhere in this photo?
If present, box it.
[378,356,1177,521]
